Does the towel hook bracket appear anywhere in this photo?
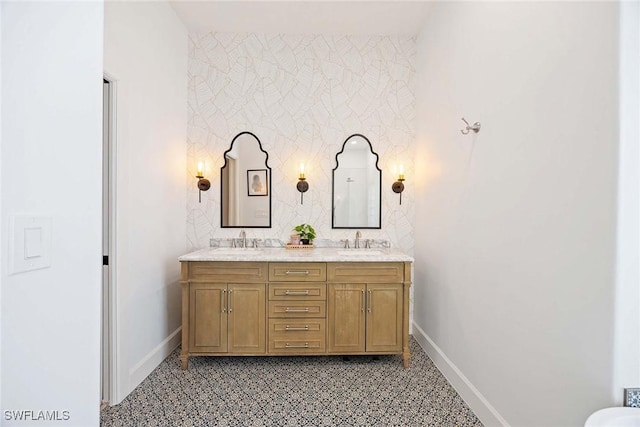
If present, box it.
[460,117,481,135]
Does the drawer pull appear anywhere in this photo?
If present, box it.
[285,270,310,275]
[285,325,309,331]
[285,307,309,313]
[285,342,309,348]
[285,290,310,295]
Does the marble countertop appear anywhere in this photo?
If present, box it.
[178,247,413,263]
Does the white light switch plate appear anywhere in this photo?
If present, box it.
[9,215,52,275]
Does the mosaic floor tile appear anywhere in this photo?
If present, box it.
[101,337,483,427]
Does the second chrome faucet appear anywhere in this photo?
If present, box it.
[343,231,369,249]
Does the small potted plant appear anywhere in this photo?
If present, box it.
[293,223,316,245]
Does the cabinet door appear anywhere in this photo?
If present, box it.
[366,284,403,352]
[189,283,227,353]
[228,283,266,354]
[327,283,366,353]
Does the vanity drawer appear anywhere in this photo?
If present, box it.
[269,283,326,300]
[187,262,268,283]
[270,338,325,353]
[327,262,404,283]
[268,300,326,318]
[269,263,326,282]
[268,319,326,353]
[270,319,324,333]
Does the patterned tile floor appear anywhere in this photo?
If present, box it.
[101,338,483,426]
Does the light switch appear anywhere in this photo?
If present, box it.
[24,227,43,258]
[10,215,52,275]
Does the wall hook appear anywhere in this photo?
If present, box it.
[460,117,481,135]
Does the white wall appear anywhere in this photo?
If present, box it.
[414,2,620,426]
[1,2,103,426]
[614,0,640,401]
[0,0,4,416]
[104,2,187,403]
[187,33,416,255]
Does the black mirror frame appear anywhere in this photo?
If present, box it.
[331,133,382,229]
[220,131,272,228]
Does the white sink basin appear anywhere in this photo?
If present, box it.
[337,250,384,257]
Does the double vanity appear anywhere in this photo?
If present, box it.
[178,246,413,369]
[183,132,410,368]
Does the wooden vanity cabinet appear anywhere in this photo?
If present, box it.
[327,283,403,353]
[189,282,266,354]
[327,263,406,359]
[180,262,267,369]
[180,260,411,369]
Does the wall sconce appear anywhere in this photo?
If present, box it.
[296,163,309,204]
[392,164,405,205]
[195,161,210,203]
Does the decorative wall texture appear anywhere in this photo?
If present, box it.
[187,33,416,254]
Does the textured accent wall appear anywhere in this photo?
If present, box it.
[187,33,416,254]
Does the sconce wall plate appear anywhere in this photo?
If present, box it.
[392,181,404,194]
[196,169,210,203]
[197,178,211,191]
[392,178,405,205]
[297,178,309,204]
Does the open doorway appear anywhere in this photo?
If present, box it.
[102,76,117,407]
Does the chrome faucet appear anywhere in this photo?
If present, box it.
[239,230,246,248]
[355,231,362,249]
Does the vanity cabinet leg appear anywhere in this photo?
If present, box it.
[180,354,189,370]
[402,349,411,368]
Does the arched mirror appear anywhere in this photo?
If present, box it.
[332,134,381,229]
[221,132,271,228]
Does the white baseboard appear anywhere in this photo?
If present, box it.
[412,322,510,427]
[128,327,181,392]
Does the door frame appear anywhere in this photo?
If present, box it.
[102,74,118,406]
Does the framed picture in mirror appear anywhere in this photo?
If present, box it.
[221,131,271,228]
[247,169,268,196]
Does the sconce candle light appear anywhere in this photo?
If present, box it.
[195,161,210,203]
[392,164,405,205]
[297,163,309,204]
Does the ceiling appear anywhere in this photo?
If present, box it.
[169,1,432,36]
